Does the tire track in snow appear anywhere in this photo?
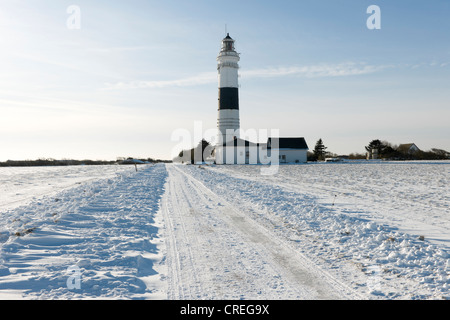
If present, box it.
[162,165,363,299]
[161,166,206,299]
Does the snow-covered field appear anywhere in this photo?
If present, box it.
[0,162,449,300]
[0,165,132,211]
[0,164,167,299]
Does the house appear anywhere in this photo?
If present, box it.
[215,137,309,165]
[267,137,309,164]
[397,143,420,155]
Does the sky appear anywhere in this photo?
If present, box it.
[0,0,449,161]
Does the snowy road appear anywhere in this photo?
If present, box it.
[0,162,449,299]
[161,165,361,299]
[162,163,449,300]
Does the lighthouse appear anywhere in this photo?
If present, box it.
[217,33,240,145]
[213,33,309,165]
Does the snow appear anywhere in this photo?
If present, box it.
[0,162,449,300]
[0,165,132,211]
[0,164,167,299]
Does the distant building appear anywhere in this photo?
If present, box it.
[397,143,420,155]
[268,137,308,164]
[215,137,308,165]
[214,34,308,164]
[366,148,379,160]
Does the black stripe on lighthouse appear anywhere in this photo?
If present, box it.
[218,87,239,110]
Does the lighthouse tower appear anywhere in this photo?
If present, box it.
[217,33,240,145]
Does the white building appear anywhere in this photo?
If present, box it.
[215,137,309,165]
[214,34,309,165]
[268,137,309,164]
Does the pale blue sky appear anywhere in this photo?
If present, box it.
[0,0,449,160]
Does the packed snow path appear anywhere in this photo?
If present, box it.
[161,164,360,299]
[173,163,449,299]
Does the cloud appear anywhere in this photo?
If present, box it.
[105,62,385,90]
[242,62,385,78]
[86,46,154,54]
[106,72,217,90]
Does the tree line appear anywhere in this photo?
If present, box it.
[173,139,213,164]
[361,139,450,160]
[310,138,450,161]
[0,157,171,167]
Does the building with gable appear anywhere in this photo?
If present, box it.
[214,34,308,165]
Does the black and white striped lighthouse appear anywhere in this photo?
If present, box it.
[217,33,240,144]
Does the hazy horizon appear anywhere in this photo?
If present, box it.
[1,1,449,161]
